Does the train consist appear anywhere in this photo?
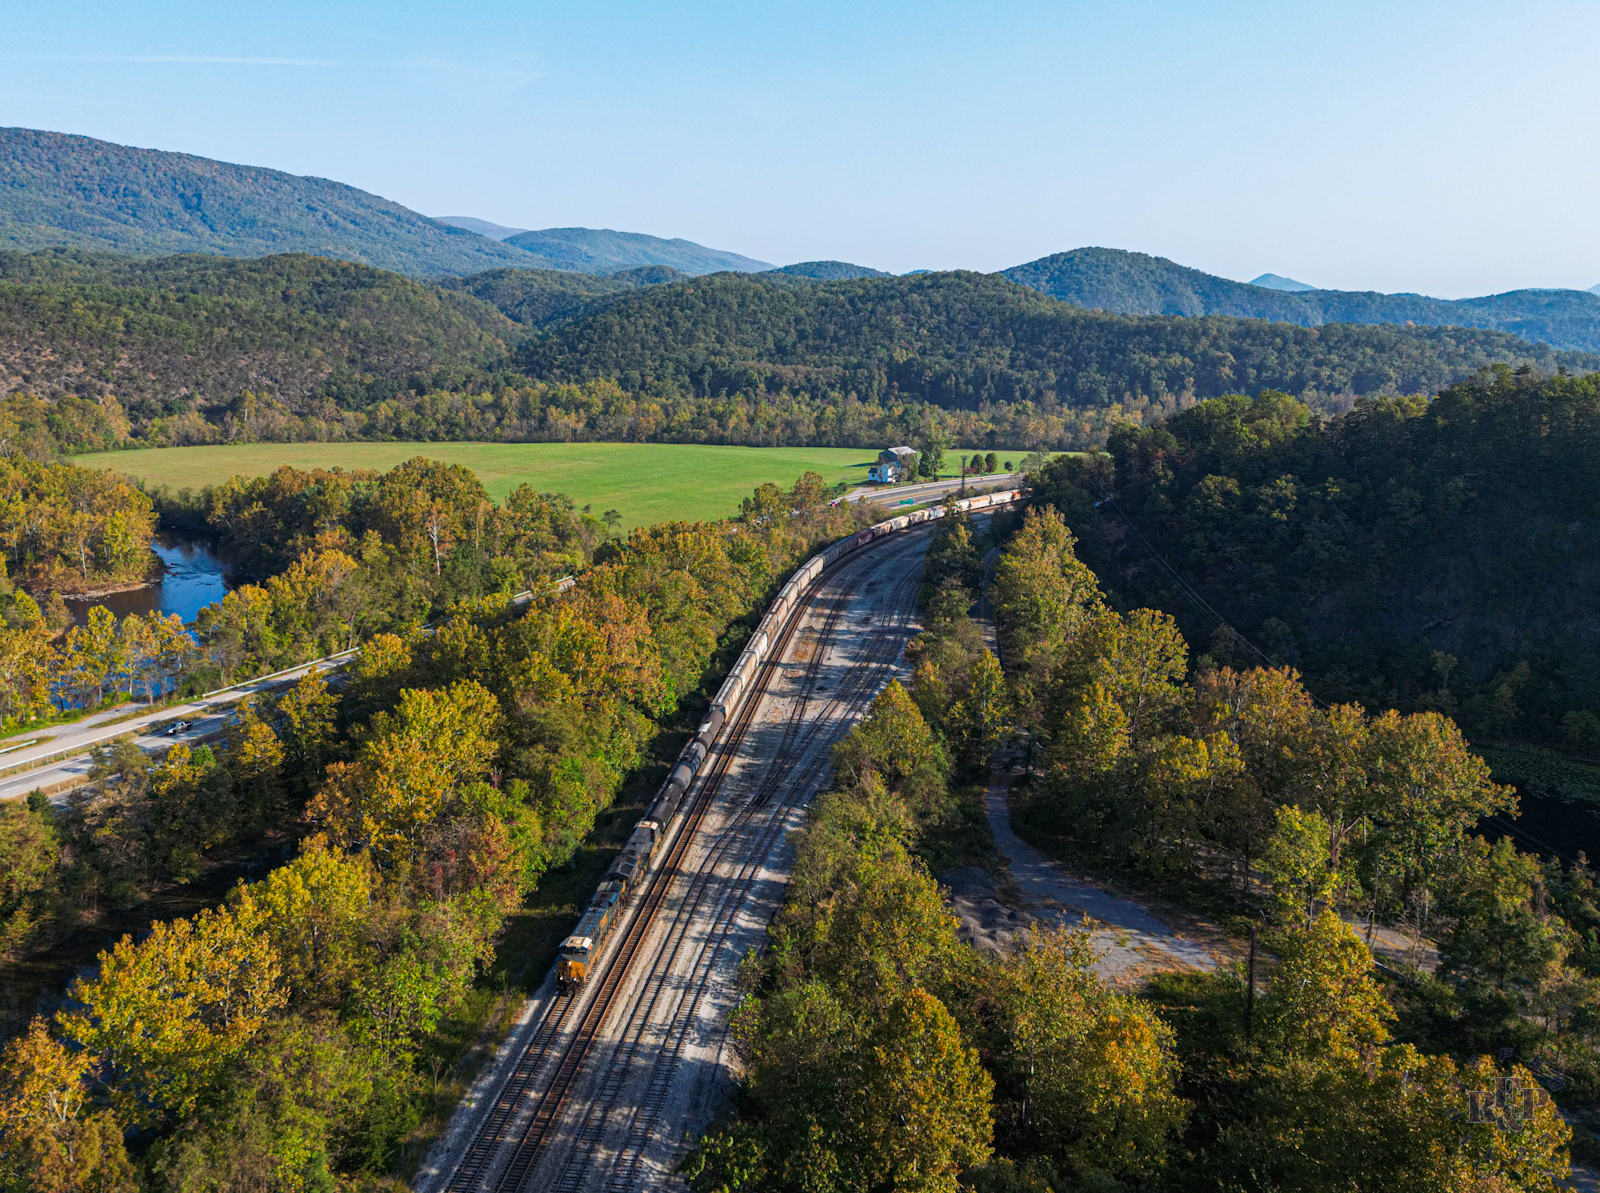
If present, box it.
[555,488,1021,991]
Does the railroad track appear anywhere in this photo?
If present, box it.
[436,530,930,1193]
[565,544,928,1192]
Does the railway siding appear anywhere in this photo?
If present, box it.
[416,494,1019,1193]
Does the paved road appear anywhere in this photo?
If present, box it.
[841,472,1024,508]
[0,653,354,802]
[416,529,933,1193]
[0,581,572,804]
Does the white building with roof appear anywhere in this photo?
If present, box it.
[868,445,917,483]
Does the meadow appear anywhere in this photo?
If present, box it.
[73,442,1028,529]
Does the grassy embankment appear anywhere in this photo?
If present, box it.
[77,442,1037,531]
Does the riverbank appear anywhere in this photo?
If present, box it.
[57,535,231,628]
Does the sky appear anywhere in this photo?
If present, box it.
[3,0,1598,296]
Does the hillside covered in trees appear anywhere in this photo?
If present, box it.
[1006,247,1600,353]
[2,447,1592,1190]
[1034,366,1600,756]
[0,128,543,279]
[1,249,1595,455]
[686,503,1586,1192]
[515,270,1595,412]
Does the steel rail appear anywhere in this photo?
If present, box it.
[546,541,928,1191]
[440,530,923,1193]
[595,555,927,1191]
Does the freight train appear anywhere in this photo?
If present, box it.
[555,489,1021,991]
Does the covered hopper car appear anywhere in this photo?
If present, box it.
[554,489,1021,991]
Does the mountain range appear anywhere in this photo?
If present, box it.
[5,251,1590,453]
[1003,249,1600,352]
[4,127,1599,350]
[0,128,773,280]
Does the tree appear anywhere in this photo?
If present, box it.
[147,1014,376,1193]
[0,1019,136,1193]
[1440,836,1572,1011]
[0,799,61,961]
[832,681,947,792]
[923,500,983,595]
[60,904,287,1126]
[0,590,56,725]
[229,842,376,1009]
[367,456,489,576]
[309,681,502,862]
[996,925,1185,1183]
[1260,805,1353,926]
[991,506,1102,678]
[58,606,124,708]
[1264,910,1394,1062]
[853,987,994,1193]
[948,650,1012,775]
[1362,709,1516,921]
[228,698,286,825]
[277,668,340,793]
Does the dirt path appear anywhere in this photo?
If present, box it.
[958,765,1222,981]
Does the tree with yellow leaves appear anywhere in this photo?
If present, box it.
[309,680,501,863]
[853,987,994,1193]
[60,904,287,1126]
[993,924,1186,1184]
[0,588,55,728]
[0,1019,136,1193]
[228,841,375,1010]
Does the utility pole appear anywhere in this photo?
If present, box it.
[960,455,968,495]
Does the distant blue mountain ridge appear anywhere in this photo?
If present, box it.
[3,129,1598,348]
[1250,272,1316,292]
[1003,248,1600,352]
[500,227,772,275]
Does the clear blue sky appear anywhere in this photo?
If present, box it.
[4,0,1597,295]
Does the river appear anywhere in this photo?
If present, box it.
[63,535,230,627]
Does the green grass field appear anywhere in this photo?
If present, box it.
[77,442,1033,530]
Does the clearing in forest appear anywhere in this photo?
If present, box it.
[75,442,910,530]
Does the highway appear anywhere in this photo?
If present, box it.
[840,471,1023,509]
[0,652,354,802]
[0,580,573,804]
[416,523,939,1193]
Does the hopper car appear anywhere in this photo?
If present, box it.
[555,489,1020,991]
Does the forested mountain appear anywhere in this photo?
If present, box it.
[516,269,1596,413]
[2,250,1594,454]
[1045,367,1600,750]
[1006,247,1600,351]
[435,215,530,240]
[764,260,892,280]
[439,264,686,327]
[0,127,542,279]
[501,226,771,274]
[1250,272,1315,291]
[0,251,517,431]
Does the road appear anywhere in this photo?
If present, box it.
[0,653,355,802]
[0,581,573,804]
[416,526,934,1193]
[841,472,1023,509]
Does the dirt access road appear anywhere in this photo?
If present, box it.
[416,528,934,1193]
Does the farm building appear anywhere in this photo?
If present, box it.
[868,445,917,483]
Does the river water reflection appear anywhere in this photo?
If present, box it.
[64,536,230,628]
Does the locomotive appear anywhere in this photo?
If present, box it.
[555,488,1021,992]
